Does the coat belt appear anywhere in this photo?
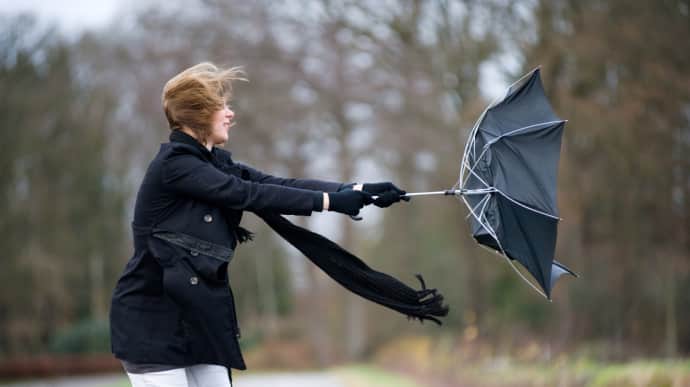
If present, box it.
[131,222,234,262]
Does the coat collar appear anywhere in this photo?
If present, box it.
[168,130,234,165]
[169,130,211,155]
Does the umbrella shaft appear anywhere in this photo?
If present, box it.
[371,189,489,199]
[403,190,463,197]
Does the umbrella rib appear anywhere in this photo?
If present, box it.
[459,82,507,185]
[482,120,566,151]
[464,120,565,189]
[461,158,492,190]
[473,201,548,299]
[464,197,482,220]
[459,67,561,189]
[493,188,561,220]
[479,245,549,299]
[460,195,496,240]
[459,121,482,186]
[456,66,565,300]
[460,194,548,299]
[501,65,542,100]
[461,158,559,220]
[465,192,491,220]
[478,193,492,221]
[460,139,561,220]
[461,195,548,299]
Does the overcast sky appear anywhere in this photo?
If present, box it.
[0,0,511,98]
[0,0,126,34]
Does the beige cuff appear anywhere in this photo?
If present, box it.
[323,192,330,211]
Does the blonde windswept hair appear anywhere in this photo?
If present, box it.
[162,62,246,140]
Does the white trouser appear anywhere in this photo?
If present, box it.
[126,364,232,387]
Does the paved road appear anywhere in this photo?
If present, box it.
[235,372,345,387]
[0,374,123,387]
[0,371,346,387]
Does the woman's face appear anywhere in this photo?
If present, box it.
[208,103,235,146]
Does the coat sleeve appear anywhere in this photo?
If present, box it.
[162,154,323,215]
[236,162,349,193]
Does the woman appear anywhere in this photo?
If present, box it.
[109,62,407,387]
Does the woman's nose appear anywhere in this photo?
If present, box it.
[226,108,235,119]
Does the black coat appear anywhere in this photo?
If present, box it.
[109,130,344,371]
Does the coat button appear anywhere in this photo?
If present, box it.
[203,214,213,223]
[190,250,199,256]
[190,276,199,285]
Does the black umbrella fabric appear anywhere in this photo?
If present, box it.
[457,67,576,299]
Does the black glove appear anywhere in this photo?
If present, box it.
[328,190,374,216]
[362,182,403,194]
[362,181,410,208]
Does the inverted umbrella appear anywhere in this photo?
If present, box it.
[401,67,576,299]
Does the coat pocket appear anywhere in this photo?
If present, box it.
[111,296,188,361]
[149,229,234,285]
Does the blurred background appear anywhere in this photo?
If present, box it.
[0,0,689,386]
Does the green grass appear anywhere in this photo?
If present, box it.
[587,360,690,387]
[433,358,690,386]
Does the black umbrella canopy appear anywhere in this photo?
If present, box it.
[459,67,576,299]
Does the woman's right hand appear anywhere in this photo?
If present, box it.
[361,181,409,208]
[327,190,374,216]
